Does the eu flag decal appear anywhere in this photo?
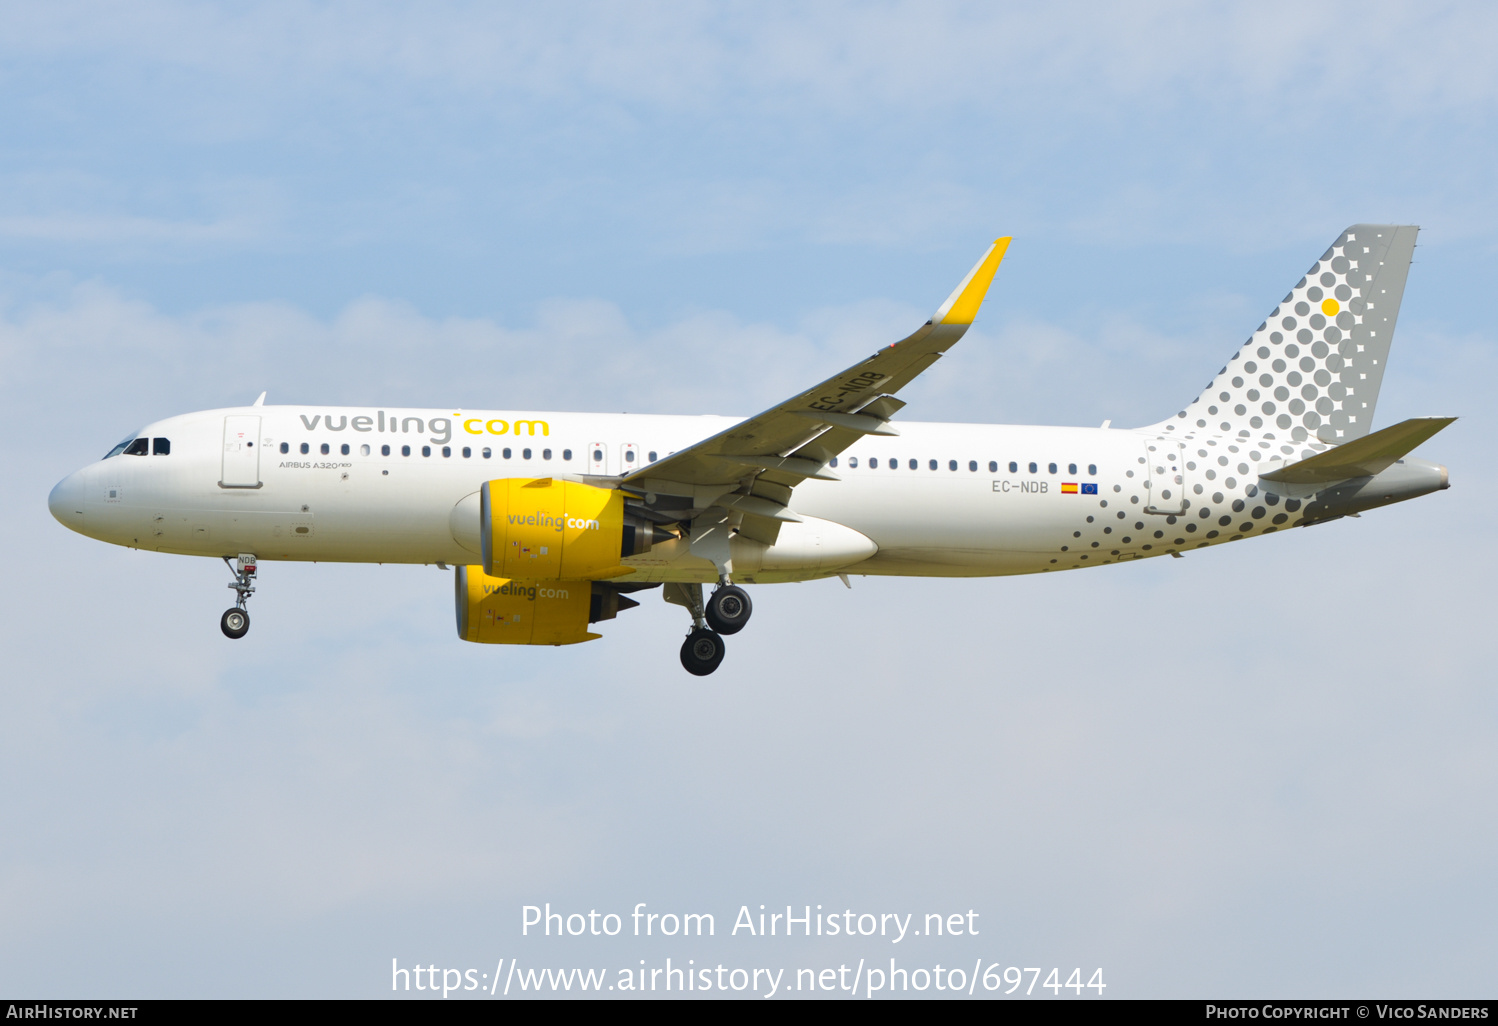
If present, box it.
[1080,482,1098,495]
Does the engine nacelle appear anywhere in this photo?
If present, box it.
[480,477,667,581]
[454,565,599,646]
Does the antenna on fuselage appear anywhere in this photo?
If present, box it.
[252,391,266,407]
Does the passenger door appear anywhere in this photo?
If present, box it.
[221,416,262,488]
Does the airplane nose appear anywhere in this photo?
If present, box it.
[49,471,85,528]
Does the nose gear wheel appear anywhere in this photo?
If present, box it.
[221,608,250,639]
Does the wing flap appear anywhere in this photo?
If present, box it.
[792,409,900,436]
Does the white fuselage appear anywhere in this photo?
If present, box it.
[47,404,1408,583]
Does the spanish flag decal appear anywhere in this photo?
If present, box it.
[1061,482,1079,494]
[1062,483,1099,495]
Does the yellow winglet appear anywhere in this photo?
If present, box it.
[932,237,1011,326]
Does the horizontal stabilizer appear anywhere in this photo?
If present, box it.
[1259,417,1455,485]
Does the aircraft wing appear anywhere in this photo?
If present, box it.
[606,238,1010,541]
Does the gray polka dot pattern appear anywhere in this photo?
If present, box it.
[1155,225,1415,459]
[1044,225,1418,571]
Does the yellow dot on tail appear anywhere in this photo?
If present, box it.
[1321,298,1340,316]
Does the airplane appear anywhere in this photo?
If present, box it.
[48,225,1452,675]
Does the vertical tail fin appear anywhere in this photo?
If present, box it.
[1154,225,1418,446]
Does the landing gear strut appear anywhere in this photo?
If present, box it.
[221,553,256,639]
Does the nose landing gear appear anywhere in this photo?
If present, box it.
[221,553,256,639]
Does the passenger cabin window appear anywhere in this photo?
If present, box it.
[442,446,451,457]
[523,448,532,459]
[563,449,573,461]
[123,438,149,456]
[1048,463,1057,474]
[381,444,391,456]
[300,443,310,455]
[969,460,978,472]
[929,459,938,470]
[361,444,371,456]
[1088,464,1097,475]
[592,449,603,462]
[1068,463,1077,474]
[848,457,858,468]
[421,446,431,457]
[544,448,553,460]
[829,457,838,467]
[341,443,351,455]
[988,461,997,472]
[647,451,656,462]
[503,448,513,459]
[152,438,170,455]
[1028,462,1037,473]
[321,443,330,455]
[1009,461,1018,473]
[908,459,917,470]
[462,447,471,458]
[948,460,957,471]
[624,450,635,463]
[482,448,491,459]
[280,442,290,454]
[401,445,411,456]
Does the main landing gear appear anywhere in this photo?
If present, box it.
[221,553,256,639]
[705,584,752,635]
[681,628,725,676]
[665,580,754,676]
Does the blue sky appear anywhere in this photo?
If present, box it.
[2,1,1495,998]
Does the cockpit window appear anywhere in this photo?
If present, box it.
[103,434,138,459]
[152,437,170,455]
[123,438,149,456]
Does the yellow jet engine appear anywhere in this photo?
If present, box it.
[479,477,669,580]
[454,567,599,645]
